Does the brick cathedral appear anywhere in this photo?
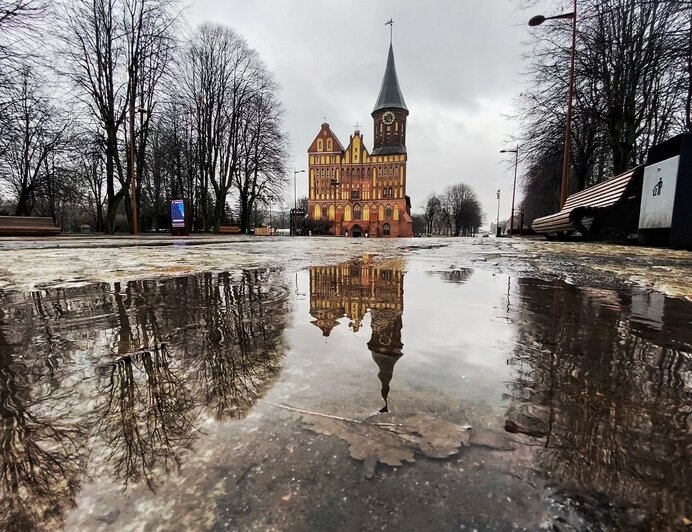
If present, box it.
[306,41,414,237]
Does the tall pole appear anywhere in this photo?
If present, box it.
[529,3,577,209]
[292,169,304,236]
[510,147,518,235]
[129,94,138,235]
[560,0,577,208]
[496,189,501,237]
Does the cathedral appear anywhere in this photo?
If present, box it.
[306,41,413,237]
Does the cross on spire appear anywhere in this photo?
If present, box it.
[354,121,361,131]
[385,18,393,44]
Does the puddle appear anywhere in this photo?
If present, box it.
[0,259,689,530]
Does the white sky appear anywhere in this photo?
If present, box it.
[187,0,542,225]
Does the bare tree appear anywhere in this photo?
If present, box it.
[0,68,68,216]
[441,183,482,237]
[178,23,287,233]
[423,193,441,235]
[61,0,177,234]
[235,70,288,233]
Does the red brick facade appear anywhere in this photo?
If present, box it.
[307,125,413,237]
[306,43,413,238]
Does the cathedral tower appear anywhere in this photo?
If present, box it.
[372,43,408,156]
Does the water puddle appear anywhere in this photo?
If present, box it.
[0,258,689,530]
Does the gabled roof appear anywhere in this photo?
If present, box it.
[307,123,345,153]
[373,43,408,114]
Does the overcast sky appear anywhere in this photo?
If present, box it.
[187,0,543,225]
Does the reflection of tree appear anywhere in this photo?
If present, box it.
[0,308,86,531]
[193,271,289,420]
[507,279,691,525]
[0,267,291,515]
[92,345,197,491]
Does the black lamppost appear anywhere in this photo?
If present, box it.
[529,1,577,209]
[293,169,305,236]
[496,189,501,237]
[500,146,519,235]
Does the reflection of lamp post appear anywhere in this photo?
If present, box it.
[293,169,305,236]
[500,146,519,235]
[330,178,339,235]
[496,189,501,237]
[529,1,577,208]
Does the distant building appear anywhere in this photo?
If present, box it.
[306,42,413,237]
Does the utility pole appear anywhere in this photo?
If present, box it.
[293,169,305,236]
[496,189,501,237]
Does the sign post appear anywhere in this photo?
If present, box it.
[170,199,190,236]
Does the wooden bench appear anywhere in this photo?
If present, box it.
[0,216,60,236]
[218,225,241,234]
[532,167,644,240]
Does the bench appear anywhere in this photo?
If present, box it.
[0,216,60,236]
[532,167,643,239]
[218,225,241,234]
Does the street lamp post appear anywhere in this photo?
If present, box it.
[293,169,305,236]
[129,104,148,235]
[496,189,501,237]
[500,146,519,235]
[529,0,577,209]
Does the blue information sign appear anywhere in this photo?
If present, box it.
[171,199,186,228]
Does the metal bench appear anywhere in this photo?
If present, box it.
[532,167,644,240]
[0,216,60,236]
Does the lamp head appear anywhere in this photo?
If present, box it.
[529,15,546,26]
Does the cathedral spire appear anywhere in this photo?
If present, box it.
[373,42,408,114]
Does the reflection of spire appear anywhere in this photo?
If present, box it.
[371,351,403,412]
[368,309,404,412]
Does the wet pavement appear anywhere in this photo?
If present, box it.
[0,237,690,530]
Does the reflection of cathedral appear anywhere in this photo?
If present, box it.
[309,260,404,410]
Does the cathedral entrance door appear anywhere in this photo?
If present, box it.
[351,224,363,237]
[382,223,391,236]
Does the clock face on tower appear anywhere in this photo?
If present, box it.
[382,111,395,125]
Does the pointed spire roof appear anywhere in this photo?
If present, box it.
[373,43,408,114]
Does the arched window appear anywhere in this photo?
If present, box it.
[317,139,323,151]
[314,204,321,220]
[321,206,328,220]
[379,204,385,221]
[344,204,352,222]
[383,223,391,236]
[385,205,392,219]
[353,204,361,220]
[388,187,393,198]
[327,138,333,151]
